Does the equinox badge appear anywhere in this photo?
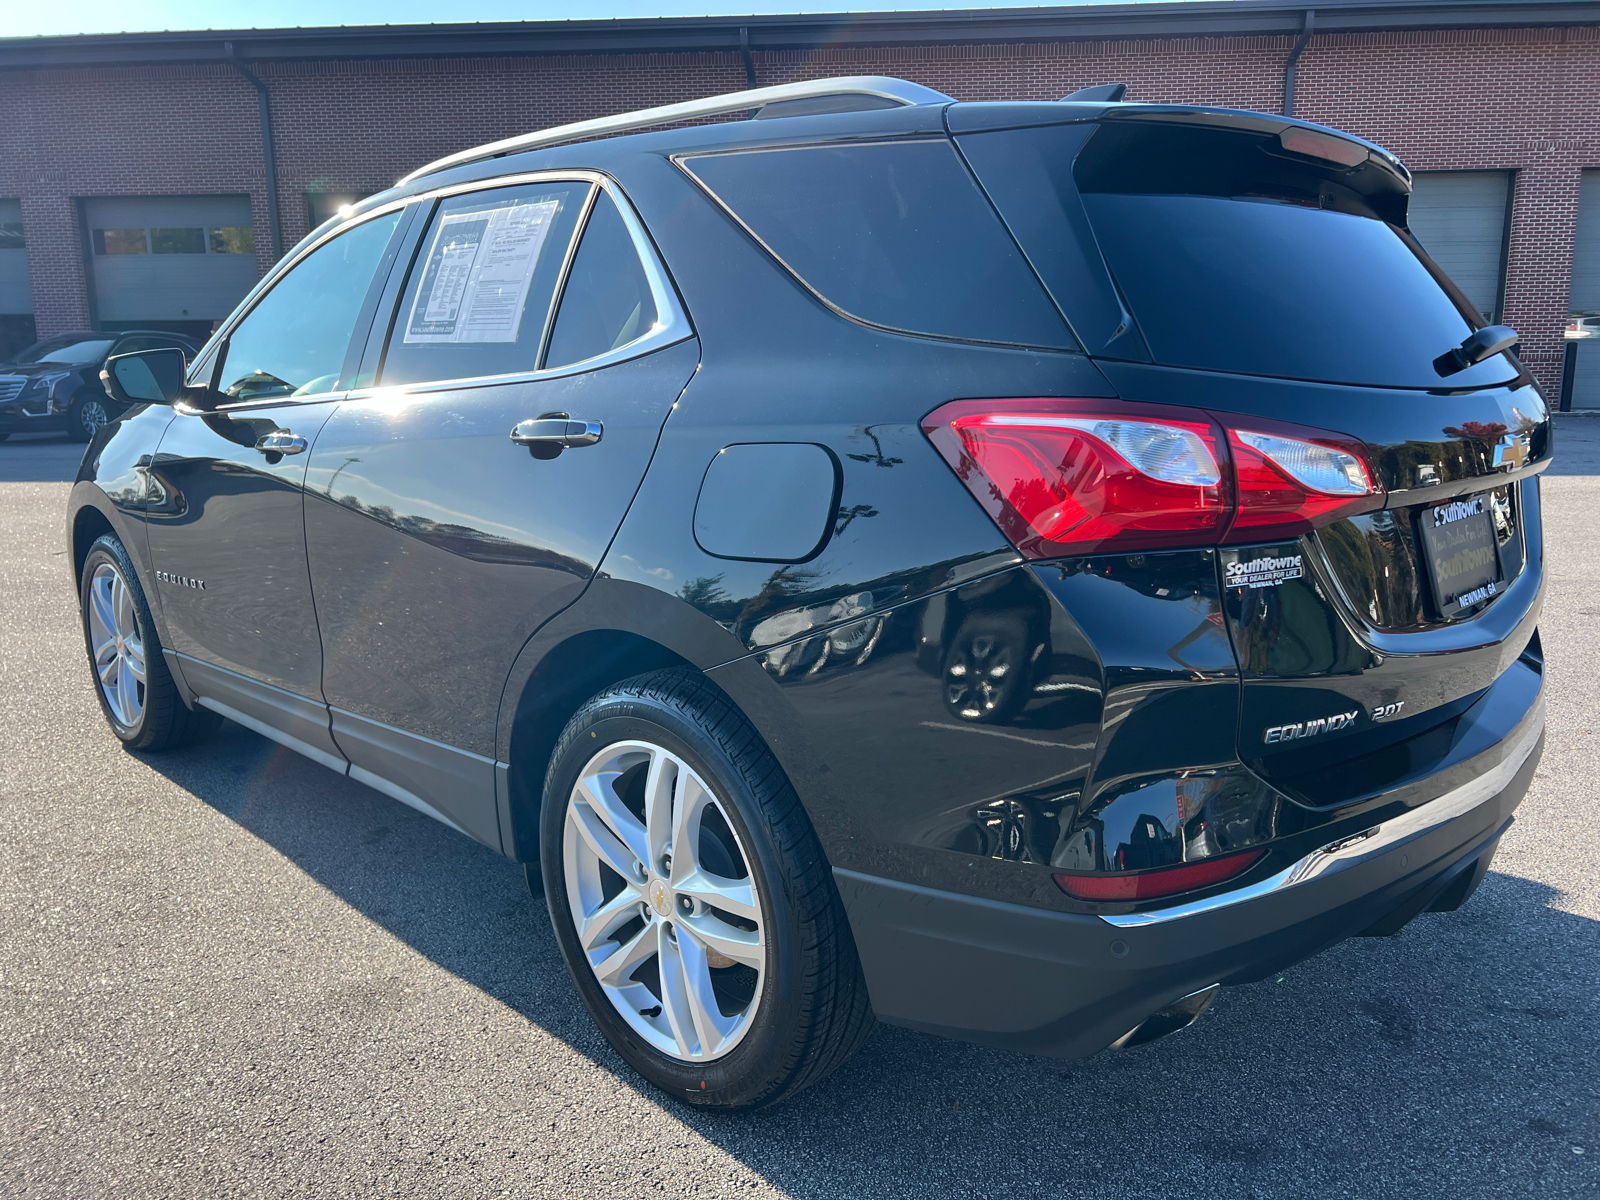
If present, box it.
[1263,710,1359,744]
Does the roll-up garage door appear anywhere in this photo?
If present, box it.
[84,196,259,335]
[0,199,34,359]
[1406,170,1512,322]
[1567,170,1600,409]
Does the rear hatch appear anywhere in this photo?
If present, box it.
[953,103,1550,808]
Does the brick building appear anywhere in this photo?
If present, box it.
[3,0,1599,403]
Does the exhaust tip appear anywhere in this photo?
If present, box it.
[1111,984,1220,1049]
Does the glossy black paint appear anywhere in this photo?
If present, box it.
[142,401,336,699]
[65,95,1550,1058]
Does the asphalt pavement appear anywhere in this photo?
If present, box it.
[1,420,1597,1200]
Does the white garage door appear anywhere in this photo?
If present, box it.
[84,196,260,328]
[0,199,31,316]
[1567,170,1600,409]
[1407,171,1512,322]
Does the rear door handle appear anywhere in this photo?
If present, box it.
[255,431,308,456]
[510,413,603,455]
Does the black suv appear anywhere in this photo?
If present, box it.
[69,77,1549,1109]
[0,330,198,441]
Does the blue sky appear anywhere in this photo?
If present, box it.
[10,1,1151,39]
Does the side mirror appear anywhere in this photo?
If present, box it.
[101,348,189,405]
[1433,325,1518,378]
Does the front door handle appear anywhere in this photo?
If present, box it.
[255,431,308,456]
[511,412,603,459]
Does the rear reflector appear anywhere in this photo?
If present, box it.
[1054,849,1265,902]
[923,399,1380,557]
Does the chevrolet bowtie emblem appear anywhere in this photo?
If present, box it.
[1491,432,1530,472]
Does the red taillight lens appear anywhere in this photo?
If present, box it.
[924,399,1381,556]
[1225,425,1378,542]
[1053,849,1265,902]
[923,399,1228,558]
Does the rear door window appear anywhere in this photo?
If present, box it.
[380,182,589,386]
[679,140,1075,350]
[544,192,659,369]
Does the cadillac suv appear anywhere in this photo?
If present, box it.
[0,330,198,441]
[68,77,1549,1109]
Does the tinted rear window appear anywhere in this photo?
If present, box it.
[1072,123,1516,389]
[1084,193,1514,389]
[681,140,1075,350]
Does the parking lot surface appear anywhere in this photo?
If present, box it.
[2,421,1597,1200]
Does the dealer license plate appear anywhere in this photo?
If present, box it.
[1418,493,1503,619]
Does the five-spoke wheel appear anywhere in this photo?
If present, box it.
[86,561,147,729]
[565,741,765,1061]
[541,669,873,1108]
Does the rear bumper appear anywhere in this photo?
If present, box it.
[836,695,1543,1059]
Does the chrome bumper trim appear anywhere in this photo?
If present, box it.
[1100,699,1543,929]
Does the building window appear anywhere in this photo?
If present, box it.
[0,221,22,250]
[150,227,207,254]
[93,225,257,255]
[93,228,149,255]
[209,226,256,254]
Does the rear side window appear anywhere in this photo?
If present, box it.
[680,140,1075,350]
[380,182,589,386]
[1072,122,1516,389]
[544,192,659,369]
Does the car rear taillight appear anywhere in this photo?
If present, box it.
[923,399,1228,558]
[1225,426,1377,542]
[1053,848,1265,902]
[923,399,1380,557]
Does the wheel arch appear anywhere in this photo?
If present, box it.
[495,577,827,865]
[502,627,697,862]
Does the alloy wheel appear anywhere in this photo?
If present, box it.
[563,740,765,1062]
[79,399,110,435]
[87,562,146,728]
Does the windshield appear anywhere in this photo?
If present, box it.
[18,336,116,365]
[1082,193,1518,389]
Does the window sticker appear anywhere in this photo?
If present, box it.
[404,199,561,344]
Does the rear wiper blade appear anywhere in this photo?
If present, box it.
[1434,325,1518,378]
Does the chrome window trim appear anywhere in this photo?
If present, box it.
[1099,698,1544,929]
[355,171,692,399]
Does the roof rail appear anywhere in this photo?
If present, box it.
[398,75,954,185]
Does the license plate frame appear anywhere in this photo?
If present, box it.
[1417,493,1504,619]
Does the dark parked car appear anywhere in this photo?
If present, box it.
[0,330,199,441]
[68,77,1549,1109]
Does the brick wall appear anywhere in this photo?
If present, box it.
[2,22,1595,391]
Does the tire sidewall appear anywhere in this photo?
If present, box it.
[79,535,153,745]
[541,694,807,1106]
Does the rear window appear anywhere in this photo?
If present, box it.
[680,140,1075,350]
[1074,123,1516,389]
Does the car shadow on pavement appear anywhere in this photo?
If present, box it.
[142,721,1598,1200]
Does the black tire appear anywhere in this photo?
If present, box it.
[78,533,220,751]
[541,668,874,1109]
[66,391,114,443]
